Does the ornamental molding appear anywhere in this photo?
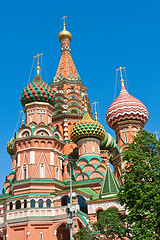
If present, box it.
[19,129,32,138]
[34,127,52,136]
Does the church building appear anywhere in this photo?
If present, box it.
[0,22,149,240]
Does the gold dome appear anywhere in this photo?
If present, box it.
[58,23,72,41]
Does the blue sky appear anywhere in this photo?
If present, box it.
[0,0,160,190]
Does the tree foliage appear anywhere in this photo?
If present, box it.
[93,207,129,239]
[118,130,160,239]
[74,227,97,240]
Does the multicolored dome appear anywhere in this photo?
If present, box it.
[101,132,116,151]
[20,75,55,107]
[7,138,14,157]
[106,82,149,129]
[71,109,106,143]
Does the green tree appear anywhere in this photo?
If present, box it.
[74,227,97,240]
[118,130,160,240]
[93,207,131,239]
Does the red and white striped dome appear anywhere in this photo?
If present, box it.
[106,83,149,129]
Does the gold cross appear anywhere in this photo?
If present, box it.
[92,102,99,120]
[33,53,43,66]
[116,66,125,81]
[61,16,67,27]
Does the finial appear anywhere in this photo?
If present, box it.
[61,16,67,30]
[33,53,43,75]
[83,93,88,112]
[58,17,72,41]
[92,102,99,121]
[116,66,125,86]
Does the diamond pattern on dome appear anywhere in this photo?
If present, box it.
[70,111,106,143]
[7,138,14,157]
[20,75,55,107]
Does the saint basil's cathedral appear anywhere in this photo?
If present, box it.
[0,22,149,240]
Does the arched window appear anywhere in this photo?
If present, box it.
[78,195,88,214]
[9,202,13,210]
[24,199,27,208]
[38,199,43,208]
[30,199,35,208]
[16,200,21,209]
[61,196,69,206]
[96,209,103,220]
[46,199,51,208]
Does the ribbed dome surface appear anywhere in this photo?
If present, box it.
[71,110,106,143]
[20,75,55,107]
[101,132,116,151]
[7,138,14,157]
[106,84,149,129]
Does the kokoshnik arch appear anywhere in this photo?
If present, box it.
[0,21,149,240]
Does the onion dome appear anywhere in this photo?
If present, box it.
[71,107,106,143]
[7,138,14,157]
[101,132,116,151]
[58,23,72,41]
[106,78,149,130]
[20,75,55,107]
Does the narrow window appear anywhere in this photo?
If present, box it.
[124,133,128,142]
[40,114,42,122]
[82,175,84,181]
[38,199,43,208]
[30,199,35,208]
[24,168,27,179]
[50,152,54,165]
[56,167,59,180]
[30,115,33,122]
[9,202,13,210]
[24,199,27,208]
[17,154,20,167]
[30,151,35,164]
[46,199,51,208]
[40,232,43,240]
[92,144,95,153]
[40,163,45,178]
[84,144,86,153]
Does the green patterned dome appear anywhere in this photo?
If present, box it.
[20,75,55,107]
[70,110,106,143]
[101,132,116,151]
[7,138,14,157]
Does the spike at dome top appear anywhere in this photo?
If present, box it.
[106,71,149,130]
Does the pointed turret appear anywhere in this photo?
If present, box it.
[54,21,80,82]
[100,165,120,198]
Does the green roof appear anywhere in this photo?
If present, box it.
[100,165,120,197]
[77,155,102,164]
[76,187,99,200]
